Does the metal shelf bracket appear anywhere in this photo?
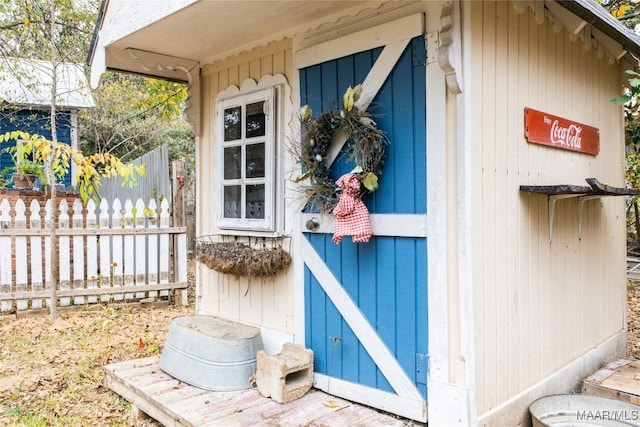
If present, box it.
[549,194,585,243]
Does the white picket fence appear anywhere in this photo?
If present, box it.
[0,197,188,313]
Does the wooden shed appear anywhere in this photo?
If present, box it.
[90,1,640,424]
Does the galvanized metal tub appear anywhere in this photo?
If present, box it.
[530,394,640,427]
[159,315,263,391]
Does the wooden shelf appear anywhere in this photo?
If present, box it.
[520,178,640,242]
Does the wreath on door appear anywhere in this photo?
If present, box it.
[292,84,389,213]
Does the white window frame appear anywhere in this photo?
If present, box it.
[216,81,282,234]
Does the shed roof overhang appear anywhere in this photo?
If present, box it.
[88,0,640,133]
[88,0,640,86]
[88,0,396,135]
[88,0,391,88]
[556,0,640,62]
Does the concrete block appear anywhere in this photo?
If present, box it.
[255,342,314,404]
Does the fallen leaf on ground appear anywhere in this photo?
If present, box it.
[323,400,342,408]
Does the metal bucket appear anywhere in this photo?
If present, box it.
[530,394,640,427]
[159,315,263,391]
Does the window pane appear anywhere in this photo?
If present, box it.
[246,184,265,219]
[224,146,241,179]
[246,102,265,138]
[246,143,265,178]
[224,106,241,141]
[223,185,241,218]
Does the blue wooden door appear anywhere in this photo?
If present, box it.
[300,35,427,420]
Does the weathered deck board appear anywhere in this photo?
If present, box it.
[211,390,341,426]
[583,359,640,404]
[104,357,410,427]
[305,405,380,426]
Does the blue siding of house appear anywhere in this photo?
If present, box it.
[0,109,73,186]
[302,36,427,397]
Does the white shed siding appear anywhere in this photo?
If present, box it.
[468,1,626,416]
[196,40,296,337]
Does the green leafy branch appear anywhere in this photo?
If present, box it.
[0,130,146,201]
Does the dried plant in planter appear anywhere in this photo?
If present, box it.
[196,241,291,277]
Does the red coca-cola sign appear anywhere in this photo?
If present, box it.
[524,107,599,155]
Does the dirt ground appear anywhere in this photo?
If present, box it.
[2,267,640,426]
[628,280,640,359]
[0,262,196,426]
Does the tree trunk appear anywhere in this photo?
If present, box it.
[48,0,59,322]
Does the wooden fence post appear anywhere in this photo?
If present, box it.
[86,200,98,304]
[172,160,187,304]
[147,199,159,299]
[73,199,85,305]
[124,199,135,301]
[58,200,71,307]
[172,160,185,229]
[111,198,124,302]
[30,200,43,309]
[159,198,170,299]
[135,199,146,299]
[44,200,53,314]
[14,200,28,311]
[99,199,110,302]
[0,199,11,312]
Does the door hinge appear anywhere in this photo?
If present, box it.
[426,32,438,64]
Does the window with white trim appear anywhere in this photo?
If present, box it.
[217,87,277,232]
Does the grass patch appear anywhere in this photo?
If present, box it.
[0,304,192,426]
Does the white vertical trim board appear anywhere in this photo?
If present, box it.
[426,32,450,384]
[292,211,306,347]
[425,2,471,425]
[301,236,423,401]
[456,0,477,424]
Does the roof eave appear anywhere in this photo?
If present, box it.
[87,0,108,67]
[556,0,640,62]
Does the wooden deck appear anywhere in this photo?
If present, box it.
[104,357,413,426]
[583,359,640,404]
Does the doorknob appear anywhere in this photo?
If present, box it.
[305,217,319,231]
